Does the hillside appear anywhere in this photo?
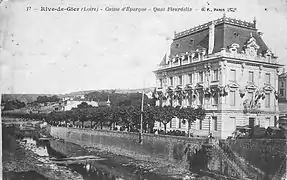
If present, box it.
[1,94,51,104]
[1,87,155,104]
[59,88,155,98]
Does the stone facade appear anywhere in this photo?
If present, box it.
[153,16,283,139]
[278,73,287,128]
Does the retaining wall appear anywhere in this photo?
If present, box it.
[50,126,206,169]
[49,126,287,179]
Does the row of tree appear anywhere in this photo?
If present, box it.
[2,100,26,111]
[36,95,60,103]
[2,104,206,137]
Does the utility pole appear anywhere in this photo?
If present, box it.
[139,82,145,144]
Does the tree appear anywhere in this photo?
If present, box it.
[77,102,93,109]
[36,95,60,103]
[3,100,26,110]
[75,108,90,128]
[117,106,140,132]
[87,108,98,129]
[154,106,177,134]
[50,95,60,102]
[105,106,120,130]
[143,106,157,133]
[67,109,79,127]
[176,105,206,137]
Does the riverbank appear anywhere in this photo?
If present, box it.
[49,126,210,179]
[2,126,83,180]
[2,122,213,180]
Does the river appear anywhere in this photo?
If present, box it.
[3,125,211,180]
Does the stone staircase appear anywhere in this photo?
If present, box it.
[212,142,250,179]
[199,139,267,180]
[272,155,287,180]
[217,140,265,179]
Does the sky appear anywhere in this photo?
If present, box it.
[0,0,287,94]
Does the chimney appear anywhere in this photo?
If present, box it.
[208,21,215,54]
[166,37,172,64]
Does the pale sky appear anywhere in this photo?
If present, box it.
[0,0,287,94]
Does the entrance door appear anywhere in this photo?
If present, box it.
[249,118,255,136]
[249,118,255,128]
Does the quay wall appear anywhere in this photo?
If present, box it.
[50,126,206,168]
[49,126,287,179]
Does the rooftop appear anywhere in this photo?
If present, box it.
[174,16,256,39]
[157,16,282,70]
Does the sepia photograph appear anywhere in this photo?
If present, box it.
[1,0,287,179]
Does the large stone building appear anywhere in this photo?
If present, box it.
[153,16,283,139]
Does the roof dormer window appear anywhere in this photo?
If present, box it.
[233,32,239,37]
[175,43,180,48]
[189,39,194,45]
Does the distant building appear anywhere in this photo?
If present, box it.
[153,16,283,138]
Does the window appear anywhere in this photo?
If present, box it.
[183,55,188,61]
[175,44,180,48]
[280,89,284,96]
[178,75,183,85]
[265,93,270,108]
[189,39,194,45]
[188,74,192,84]
[230,69,236,81]
[199,93,203,105]
[199,72,204,82]
[265,73,271,84]
[266,117,271,127]
[249,71,254,82]
[199,120,203,130]
[213,117,218,131]
[281,81,284,88]
[178,99,182,106]
[170,77,173,86]
[212,94,219,105]
[229,91,236,106]
[159,122,162,127]
[230,117,236,129]
[248,92,253,100]
[213,70,219,81]
[159,79,163,88]
[170,120,173,128]
[179,119,182,128]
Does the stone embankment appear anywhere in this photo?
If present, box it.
[50,126,207,178]
[49,126,287,180]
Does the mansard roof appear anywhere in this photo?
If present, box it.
[169,16,270,57]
